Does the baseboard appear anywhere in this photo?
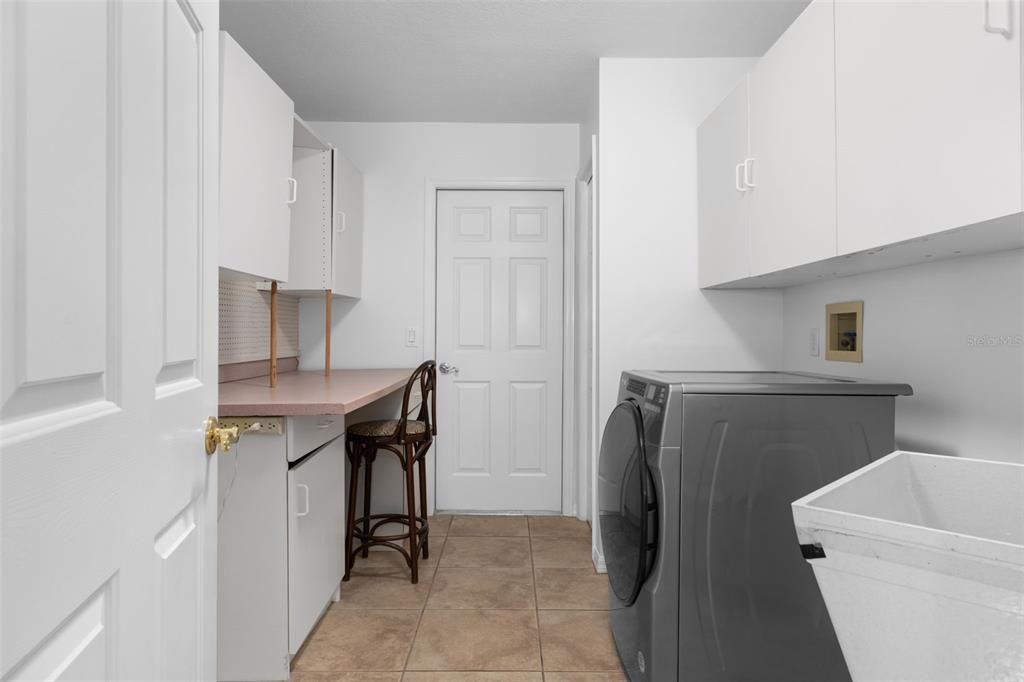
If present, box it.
[592,543,607,574]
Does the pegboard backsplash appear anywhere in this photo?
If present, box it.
[219,274,299,364]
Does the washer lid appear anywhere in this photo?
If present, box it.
[630,371,913,396]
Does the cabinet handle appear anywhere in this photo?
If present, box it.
[316,418,334,429]
[984,0,1013,37]
[743,158,756,189]
[296,483,310,517]
[734,163,747,193]
[335,211,347,234]
[287,178,298,204]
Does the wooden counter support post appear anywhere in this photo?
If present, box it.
[324,289,332,376]
[270,281,278,388]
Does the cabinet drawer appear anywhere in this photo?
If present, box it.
[287,439,345,654]
[287,414,346,462]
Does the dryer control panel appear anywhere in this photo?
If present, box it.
[621,375,670,445]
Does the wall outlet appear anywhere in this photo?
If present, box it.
[809,328,820,357]
[218,416,283,435]
[406,326,419,347]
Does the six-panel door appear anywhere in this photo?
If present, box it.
[435,190,564,512]
[1,0,220,678]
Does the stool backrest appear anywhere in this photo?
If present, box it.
[399,360,437,438]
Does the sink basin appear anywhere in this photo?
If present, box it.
[792,450,1024,682]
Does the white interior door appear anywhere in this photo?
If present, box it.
[435,190,564,512]
[1,1,219,679]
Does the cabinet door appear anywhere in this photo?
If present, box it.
[279,147,333,292]
[835,0,1023,254]
[748,0,837,275]
[332,149,364,298]
[287,438,346,655]
[219,32,294,282]
[698,77,752,287]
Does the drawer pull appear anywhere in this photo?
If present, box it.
[296,484,310,517]
[316,419,334,429]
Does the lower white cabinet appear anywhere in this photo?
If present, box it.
[288,440,345,655]
[218,416,346,682]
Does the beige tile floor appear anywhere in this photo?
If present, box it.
[291,516,626,682]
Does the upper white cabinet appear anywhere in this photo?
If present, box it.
[834,0,1023,254]
[331,148,365,298]
[748,0,837,275]
[278,119,334,293]
[219,32,295,282]
[698,0,836,287]
[698,77,752,287]
[697,0,1024,288]
[276,118,364,298]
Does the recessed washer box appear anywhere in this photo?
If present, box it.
[826,300,863,362]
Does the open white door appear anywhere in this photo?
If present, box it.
[1,1,219,679]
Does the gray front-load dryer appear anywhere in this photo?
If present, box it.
[598,371,912,682]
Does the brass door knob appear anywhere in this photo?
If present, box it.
[205,417,240,455]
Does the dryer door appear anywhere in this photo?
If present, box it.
[599,399,658,607]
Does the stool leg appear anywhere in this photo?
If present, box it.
[418,442,429,560]
[362,448,374,558]
[344,442,361,581]
[405,442,419,584]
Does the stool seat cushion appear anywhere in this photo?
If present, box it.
[348,419,428,439]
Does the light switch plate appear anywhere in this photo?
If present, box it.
[809,328,820,357]
[406,326,419,347]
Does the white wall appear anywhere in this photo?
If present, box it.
[595,58,784,564]
[596,58,782,424]
[578,64,598,174]
[782,249,1024,463]
[299,122,579,370]
[299,122,579,519]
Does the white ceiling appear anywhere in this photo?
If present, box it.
[221,0,809,123]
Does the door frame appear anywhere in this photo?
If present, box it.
[423,178,576,516]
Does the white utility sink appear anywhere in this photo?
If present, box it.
[792,450,1024,682]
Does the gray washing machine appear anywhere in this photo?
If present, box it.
[598,371,912,682]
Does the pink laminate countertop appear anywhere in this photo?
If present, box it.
[218,368,413,416]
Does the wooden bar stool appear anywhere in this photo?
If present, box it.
[343,361,436,584]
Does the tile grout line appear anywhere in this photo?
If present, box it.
[399,522,446,677]
[528,517,547,680]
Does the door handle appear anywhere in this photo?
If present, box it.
[287,177,298,204]
[742,158,756,189]
[335,211,347,233]
[734,163,747,193]
[439,361,459,375]
[204,417,240,455]
[984,0,1013,37]
[296,484,310,517]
